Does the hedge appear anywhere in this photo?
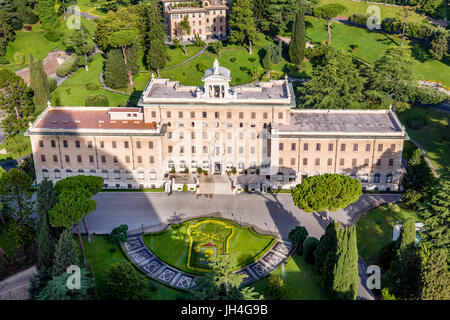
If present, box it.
[85,93,109,106]
[56,55,79,77]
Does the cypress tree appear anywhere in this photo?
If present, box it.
[262,47,272,70]
[144,1,168,76]
[36,0,58,30]
[332,226,359,300]
[314,221,340,280]
[36,211,57,271]
[29,54,50,109]
[53,229,80,277]
[104,48,128,89]
[420,248,450,300]
[288,8,306,65]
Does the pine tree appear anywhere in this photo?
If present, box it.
[37,268,95,300]
[418,167,450,257]
[262,0,298,36]
[420,248,450,300]
[289,8,306,65]
[271,40,283,64]
[313,3,346,48]
[144,1,167,77]
[228,0,258,54]
[0,9,14,56]
[108,30,138,87]
[29,54,50,109]
[52,229,80,277]
[36,211,57,271]
[387,217,421,299]
[332,226,359,300]
[36,0,58,30]
[297,49,365,109]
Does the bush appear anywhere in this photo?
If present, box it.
[244,184,249,193]
[230,57,237,63]
[379,241,396,271]
[288,226,308,255]
[381,287,396,300]
[85,93,109,106]
[304,44,327,59]
[197,167,202,174]
[0,56,9,64]
[86,83,100,91]
[182,184,188,192]
[56,55,79,77]
[13,52,25,65]
[414,87,448,105]
[303,237,319,264]
[196,61,208,73]
[248,57,256,62]
[43,31,63,42]
[48,77,57,92]
[406,116,428,130]
[264,274,287,300]
[348,13,370,26]
[105,262,151,299]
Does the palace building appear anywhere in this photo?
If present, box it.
[162,0,229,41]
[26,60,408,193]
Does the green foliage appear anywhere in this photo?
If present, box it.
[419,247,450,300]
[304,43,327,60]
[348,13,370,25]
[28,268,52,300]
[36,0,58,30]
[303,237,319,265]
[56,55,80,77]
[37,268,95,300]
[189,254,263,300]
[108,224,128,246]
[105,262,151,300]
[381,287,396,300]
[414,86,449,105]
[209,41,223,57]
[289,8,306,65]
[48,77,57,92]
[264,274,287,300]
[43,30,63,42]
[0,10,15,56]
[379,241,396,271]
[288,226,308,255]
[36,211,57,271]
[13,52,24,65]
[196,61,208,73]
[297,49,365,109]
[228,0,258,49]
[261,47,272,70]
[261,0,299,36]
[291,173,362,213]
[30,55,50,108]
[142,1,167,75]
[85,93,109,106]
[314,221,340,275]
[52,229,80,277]
[104,45,138,89]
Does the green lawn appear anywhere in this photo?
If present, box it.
[143,217,275,275]
[313,0,426,23]
[304,16,450,86]
[251,254,330,300]
[397,105,450,172]
[82,235,183,300]
[356,204,423,266]
[51,54,130,107]
[166,45,203,68]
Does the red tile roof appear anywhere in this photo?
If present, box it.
[35,109,156,130]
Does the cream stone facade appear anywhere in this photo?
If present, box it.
[162,0,228,40]
[26,60,408,193]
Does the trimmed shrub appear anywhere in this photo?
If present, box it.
[230,57,237,63]
[304,44,327,59]
[288,226,308,255]
[56,55,79,77]
[264,274,287,300]
[303,237,319,264]
[182,184,188,192]
[248,57,256,62]
[196,61,208,73]
[43,31,63,42]
[85,93,109,106]
[86,83,100,91]
[48,77,57,92]
[414,87,448,105]
[0,56,9,64]
[348,13,370,26]
[13,52,25,65]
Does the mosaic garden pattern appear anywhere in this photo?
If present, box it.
[123,234,293,291]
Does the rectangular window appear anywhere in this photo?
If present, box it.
[113,156,118,163]
[279,158,283,165]
[77,155,82,163]
[112,141,117,148]
[340,158,345,166]
[65,155,70,162]
[125,156,130,163]
[149,156,154,163]
[389,159,394,166]
[364,159,369,166]
[151,111,156,118]
[327,158,332,166]
[136,141,141,149]
[87,141,92,148]
[328,143,333,151]
[89,155,94,163]
[51,140,56,148]
[352,158,357,166]
[178,111,183,118]
[376,159,381,166]
[303,143,308,151]
[101,155,106,163]
[124,141,129,148]
[168,146,173,153]
[167,111,171,118]
[251,112,256,119]
[378,144,383,152]
[291,158,295,165]
[202,111,207,118]
[341,144,346,152]
[303,158,308,166]
[316,143,321,151]
[391,144,396,152]
[39,140,44,148]
[40,154,46,162]
[353,144,358,151]
[168,132,172,139]
[190,111,195,118]
[63,140,68,148]
[215,112,219,119]
[239,146,243,154]
[315,158,320,166]
[75,140,80,148]
[366,144,371,151]
[278,112,283,119]
[227,112,232,119]
[192,146,196,154]
[148,141,154,149]
[137,156,142,163]
[227,146,232,154]
[251,147,255,154]
[53,155,58,162]
[279,143,284,151]
[263,112,268,119]
[291,143,296,151]
[239,112,244,119]
[180,146,184,153]
[100,141,104,148]
[203,146,208,153]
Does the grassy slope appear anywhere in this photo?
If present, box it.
[250,254,330,300]
[314,0,426,22]
[51,54,130,107]
[397,105,450,172]
[82,235,183,300]
[356,204,423,265]
[143,218,275,275]
[166,45,203,68]
[305,16,450,86]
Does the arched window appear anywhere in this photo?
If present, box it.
[150,169,157,180]
[137,170,144,180]
[90,169,97,176]
[42,169,49,178]
[125,170,132,180]
[202,160,209,169]
[78,169,84,176]
[168,160,175,168]
[180,160,186,169]
[66,169,72,177]
[102,170,109,179]
[54,168,61,179]
[191,160,198,168]
[374,173,381,183]
[114,169,120,180]
[360,173,369,183]
[277,172,284,182]
[386,173,393,183]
